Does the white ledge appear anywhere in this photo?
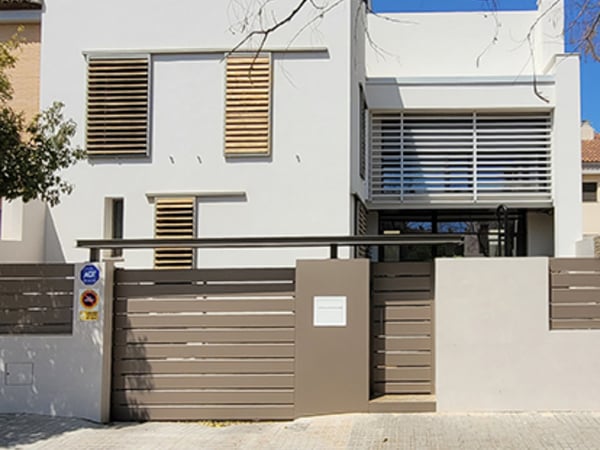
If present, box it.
[367,75,555,87]
[145,191,247,202]
[83,47,329,58]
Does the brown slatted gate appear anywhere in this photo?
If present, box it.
[111,268,295,421]
[371,262,434,396]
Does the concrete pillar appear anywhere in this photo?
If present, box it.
[294,259,370,417]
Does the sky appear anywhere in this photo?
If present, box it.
[372,0,600,130]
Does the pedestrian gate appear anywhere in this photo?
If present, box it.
[371,262,435,396]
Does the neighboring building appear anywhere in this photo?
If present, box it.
[0,0,46,262]
[34,0,580,267]
[581,121,600,237]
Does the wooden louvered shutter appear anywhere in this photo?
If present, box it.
[154,198,195,269]
[86,57,150,156]
[225,54,272,156]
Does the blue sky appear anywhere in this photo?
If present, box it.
[372,0,600,130]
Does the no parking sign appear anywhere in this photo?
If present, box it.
[75,263,103,321]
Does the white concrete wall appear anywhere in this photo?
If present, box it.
[0,262,112,422]
[0,199,45,263]
[366,10,551,78]
[365,79,555,112]
[40,0,354,268]
[436,258,600,411]
[552,55,582,256]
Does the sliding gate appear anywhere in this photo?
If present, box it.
[111,267,296,421]
[371,262,435,396]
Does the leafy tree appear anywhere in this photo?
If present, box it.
[0,32,84,206]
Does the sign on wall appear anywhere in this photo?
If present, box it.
[75,263,103,322]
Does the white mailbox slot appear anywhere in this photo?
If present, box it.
[313,296,347,327]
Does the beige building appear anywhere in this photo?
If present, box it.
[0,0,41,121]
[0,0,45,260]
[582,121,600,237]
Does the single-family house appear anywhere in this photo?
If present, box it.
[581,121,600,238]
[7,0,580,266]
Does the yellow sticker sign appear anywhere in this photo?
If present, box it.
[79,311,99,321]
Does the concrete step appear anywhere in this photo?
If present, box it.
[368,394,436,413]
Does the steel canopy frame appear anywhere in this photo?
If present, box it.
[77,234,465,261]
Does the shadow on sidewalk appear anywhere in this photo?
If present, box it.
[0,413,104,448]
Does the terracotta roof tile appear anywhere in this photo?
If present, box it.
[582,134,600,163]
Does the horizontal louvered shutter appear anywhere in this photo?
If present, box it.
[154,198,195,269]
[370,112,552,205]
[355,198,369,258]
[86,57,150,156]
[225,55,272,156]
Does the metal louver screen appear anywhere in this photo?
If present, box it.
[355,198,368,258]
[370,112,552,205]
[86,57,149,156]
[225,55,272,156]
[154,198,195,269]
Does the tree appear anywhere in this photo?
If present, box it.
[0,32,84,206]
[568,0,600,60]
[227,0,600,61]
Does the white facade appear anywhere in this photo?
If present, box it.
[34,0,581,266]
[363,0,580,256]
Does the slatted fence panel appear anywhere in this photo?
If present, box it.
[371,262,434,395]
[550,258,600,330]
[112,267,295,421]
[0,264,74,335]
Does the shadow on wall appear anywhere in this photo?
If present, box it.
[0,413,101,447]
[44,206,65,263]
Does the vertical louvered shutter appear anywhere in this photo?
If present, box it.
[154,198,195,269]
[355,197,369,258]
[225,54,272,156]
[86,57,150,156]
[370,112,552,205]
[359,87,367,180]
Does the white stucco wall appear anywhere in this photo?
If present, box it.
[552,55,582,256]
[0,263,112,422]
[366,10,551,78]
[436,258,600,411]
[0,199,45,263]
[40,0,355,268]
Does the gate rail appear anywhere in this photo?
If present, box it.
[78,235,464,261]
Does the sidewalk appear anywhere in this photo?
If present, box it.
[2,412,600,449]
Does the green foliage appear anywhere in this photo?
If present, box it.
[0,33,84,206]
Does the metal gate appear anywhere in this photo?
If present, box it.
[371,262,434,396]
[111,268,296,421]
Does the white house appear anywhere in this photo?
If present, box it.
[26,0,582,267]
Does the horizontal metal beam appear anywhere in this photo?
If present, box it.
[77,234,464,250]
[78,235,464,261]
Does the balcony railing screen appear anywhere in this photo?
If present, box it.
[370,112,552,205]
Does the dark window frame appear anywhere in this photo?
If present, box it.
[583,182,597,202]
